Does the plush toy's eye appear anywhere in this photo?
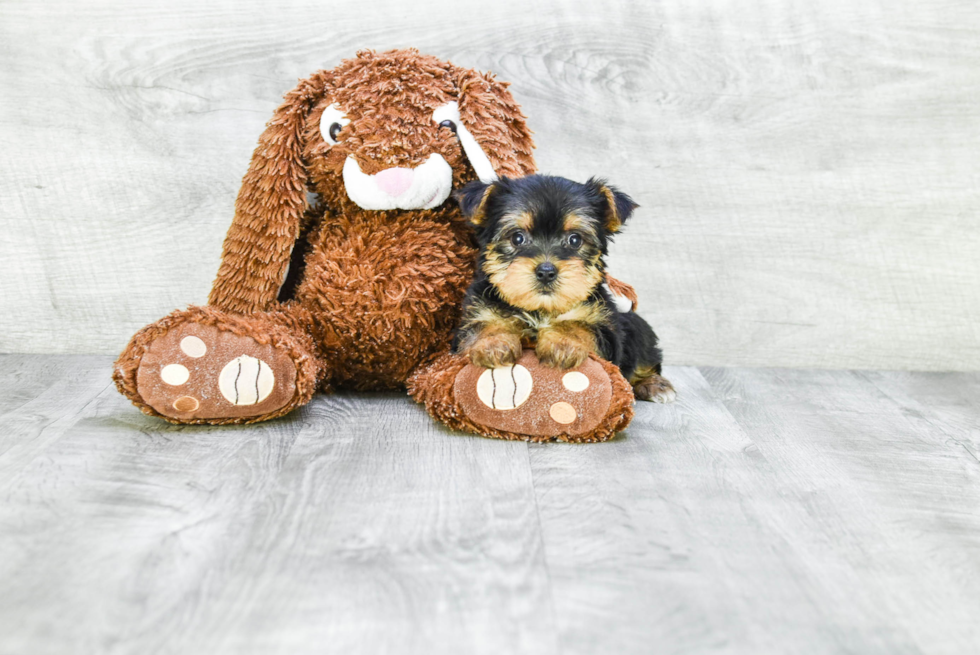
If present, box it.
[319,103,350,146]
[568,233,583,249]
[510,231,527,247]
[432,101,498,184]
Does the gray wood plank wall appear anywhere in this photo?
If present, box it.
[2,0,978,369]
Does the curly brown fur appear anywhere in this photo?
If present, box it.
[453,174,672,400]
[121,50,536,394]
[113,304,324,424]
[407,351,634,443]
[210,49,536,316]
[115,49,645,440]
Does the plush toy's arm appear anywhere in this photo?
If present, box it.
[605,276,638,312]
[208,77,323,314]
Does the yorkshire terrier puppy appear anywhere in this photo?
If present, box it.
[452,174,675,403]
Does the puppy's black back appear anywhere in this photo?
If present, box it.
[614,310,663,380]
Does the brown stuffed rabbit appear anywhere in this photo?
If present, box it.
[113,49,636,442]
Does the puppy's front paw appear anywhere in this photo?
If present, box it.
[467,333,523,369]
[536,338,591,370]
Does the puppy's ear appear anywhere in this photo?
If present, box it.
[587,177,639,233]
[454,180,495,226]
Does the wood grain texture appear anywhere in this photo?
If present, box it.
[530,365,980,654]
[1,0,979,368]
[2,356,980,652]
[700,366,980,654]
[0,355,557,655]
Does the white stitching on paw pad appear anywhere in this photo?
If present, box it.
[218,356,275,405]
[476,365,533,410]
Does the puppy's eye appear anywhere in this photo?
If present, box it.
[319,103,350,146]
[568,233,583,249]
[439,119,457,133]
[510,231,527,247]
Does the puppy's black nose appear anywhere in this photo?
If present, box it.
[535,261,558,283]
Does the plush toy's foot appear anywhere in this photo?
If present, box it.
[135,322,300,421]
[408,349,635,443]
[114,306,322,424]
[633,373,677,403]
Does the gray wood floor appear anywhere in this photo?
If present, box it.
[0,355,978,654]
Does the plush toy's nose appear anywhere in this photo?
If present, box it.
[373,167,415,197]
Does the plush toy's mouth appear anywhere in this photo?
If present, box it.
[342,155,453,211]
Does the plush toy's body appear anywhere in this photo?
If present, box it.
[284,210,475,389]
[114,49,638,442]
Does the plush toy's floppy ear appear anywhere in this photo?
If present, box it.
[208,74,327,314]
[452,67,537,180]
[588,178,639,234]
[454,180,495,226]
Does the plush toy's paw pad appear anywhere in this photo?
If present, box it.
[135,323,297,420]
[454,349,613,439]
[633,374,676,403]
[475,364,534,409]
